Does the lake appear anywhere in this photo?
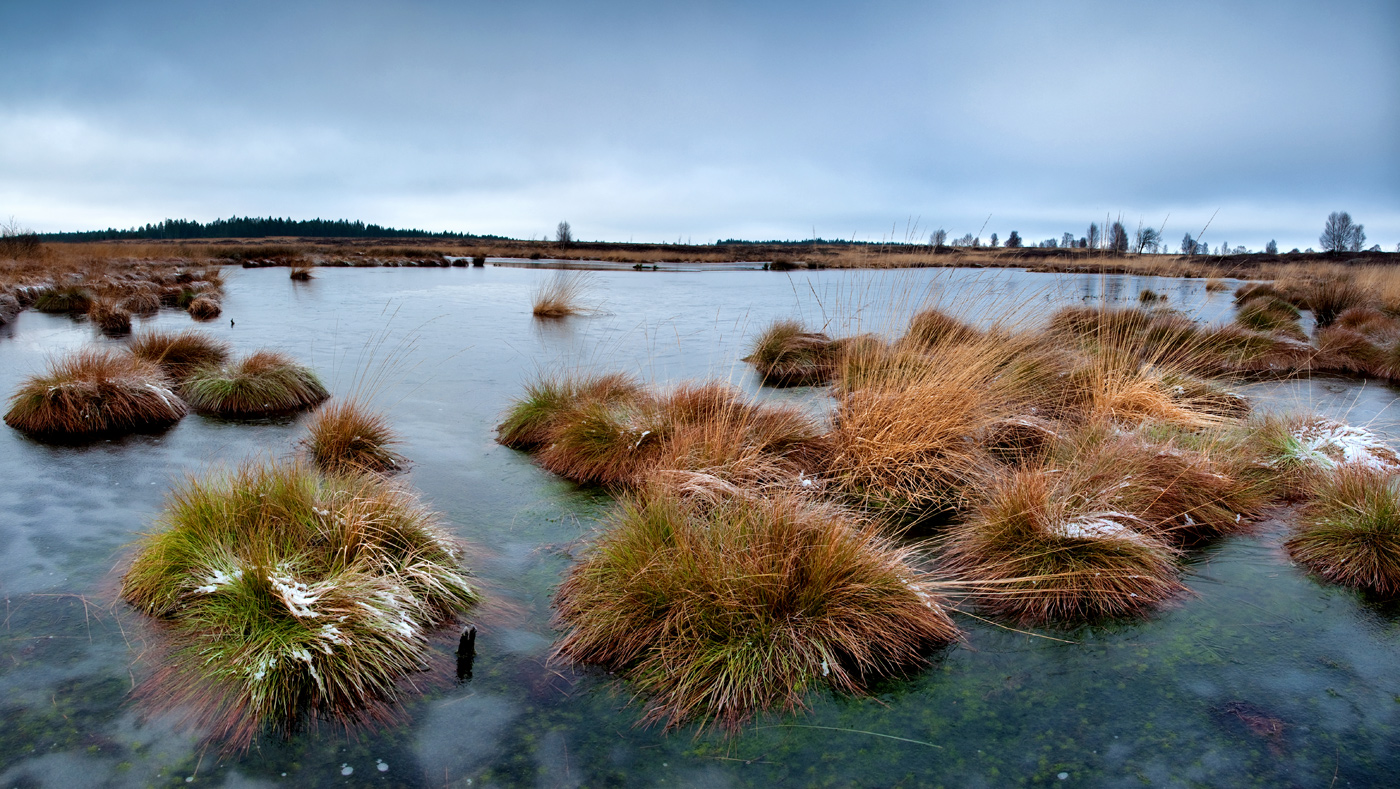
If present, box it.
[1,264,1396,787]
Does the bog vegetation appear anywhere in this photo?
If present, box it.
[121,461,477,748]
[499,273,1400,729]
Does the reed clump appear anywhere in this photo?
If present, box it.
[88,298,133,335]
[941,464,1186,623]
[1235,296,1304,340]
[304,400,404,475]
[121,461,477,747]
[552,486,958,730]
[4,349,187,438]
[34,285,92,314]
[826,334,1013,517]
[128,329,232,380]
[531,271,590,317]
[743,320,840,386]
[500,375,827,491]
[1286,466,1400,595]
[187,296,222,321]
[182,351,328,417]
[496,372,644,450]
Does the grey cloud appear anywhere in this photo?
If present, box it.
[0,0,1395,249]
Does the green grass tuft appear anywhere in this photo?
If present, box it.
[1235,296,1304,339]
[1286,465,1400,595]
[121,461,477,748]
[34,286,92,314]
[182,350,328,417]
[496,372,643,450]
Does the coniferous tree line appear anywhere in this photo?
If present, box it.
[39,216,505,242]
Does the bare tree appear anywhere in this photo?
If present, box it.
[930,228,948,247]
[556,221,573,246]
[1006,230,1022,248]
[1265,239,1278,255]
[1061,232,1074,249]
[1086,223,1100,250]
[0,216,41,259]
[1133,227,1161,254]
[1320,211,1365,253]
[989,232,999,248]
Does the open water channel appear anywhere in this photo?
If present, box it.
[1,264,1397,787]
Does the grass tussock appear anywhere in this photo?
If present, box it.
[1296,277,1369,329]
[902,308,979,349]
[304,400,404,475]
[648,382,828,490]
[121,461,477,747]
[118,290,163,315]
[88,299,133,335]
[0,292,19,326]
[743,320,839,386]
[532,386,668,486]
[182,351,328,417]
[941,464,1185,623]
[1316,326,1386,375]
[496,372,645,450]
[187,296,222,321]
[1336,306,1400,337]
[1235,296,1304,340]
[128,329,232,380]
[1286,465,1400,595]
[34,286,92,314]
[552,486,958,730]
[531,271,591,317]
[501,375,827,491]
[4,350,186,438]
[827,335,1011,516]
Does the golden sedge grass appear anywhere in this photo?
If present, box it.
[128,329,232,380]
[4,349,187,438]
[303,399,405,475]
[552,485,959,731]
[531,270,591,317]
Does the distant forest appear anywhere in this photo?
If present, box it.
[39,216,506,242]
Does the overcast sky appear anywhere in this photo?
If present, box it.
[2,0,1396,250]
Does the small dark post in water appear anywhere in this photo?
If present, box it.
[456,626,477,682]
